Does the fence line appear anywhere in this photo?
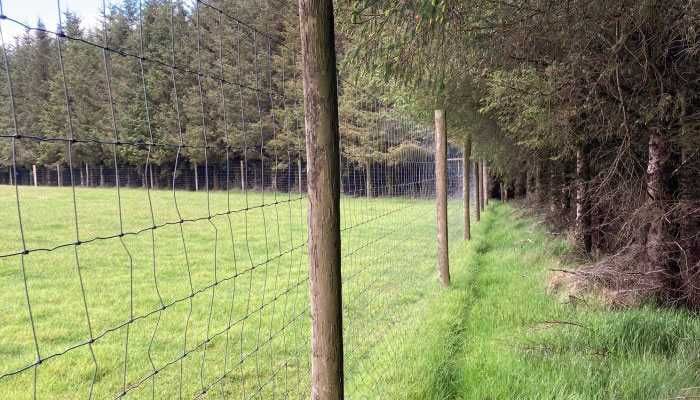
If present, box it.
[0,0,471,398]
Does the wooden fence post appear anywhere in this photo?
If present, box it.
[240,159,246,191]
[298,158,303,193]
[475,160,481,222]
[298,0,344,398]
[193,162,198,191]
[463,134,471,240]
[483,160,489,206]
[434,109,450,287]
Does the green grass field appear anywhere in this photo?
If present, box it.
[367,204,700,400]
[0,185,465,399]
[2,185,698,399]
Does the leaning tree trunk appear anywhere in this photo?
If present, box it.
[462,134,471,240]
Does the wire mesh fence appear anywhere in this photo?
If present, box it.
[0,0,470,398]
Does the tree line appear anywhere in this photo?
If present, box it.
[0,0,432,194]
[340,0,699,308]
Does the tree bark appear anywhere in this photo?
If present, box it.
[32,164,37,187]
[463,135,471,240]
[298,0,344,397]
[434,109,450,287]
[645,129,671,280]
[576,145,592,253]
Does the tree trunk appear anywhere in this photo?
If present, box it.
[32,164,37,187]
[434,109,450,287]
[463,135,471,240]
[645,129,672,282]
[85,162,90,187]
[100,165,105,187]
[57,164,62,187]
[475,160,481,222]
[299,0,344,397]
[576,145,592,253]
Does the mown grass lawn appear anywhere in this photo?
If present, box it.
[0,184,466,399]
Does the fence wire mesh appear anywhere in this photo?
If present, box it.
[0,0,468,398]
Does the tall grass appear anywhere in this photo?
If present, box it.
[356,203,700,399]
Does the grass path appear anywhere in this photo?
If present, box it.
[363,203,700,400]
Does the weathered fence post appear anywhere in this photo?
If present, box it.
[298,158,303,193]
[475,160,481,222]
[298,0,344,397]
[32,164,38,187]
[463,134,471,240]
[434,109,450,287]
[240,159,246,191]
[194,162,199,191]
[477,160,486,212]
[483,160,489,206]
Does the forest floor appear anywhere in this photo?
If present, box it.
[369,202,700,400]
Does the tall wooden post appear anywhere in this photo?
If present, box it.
[298,158,303,193]
[463,134,471,240]
[483,160,488,206]
[298,0,343,398]
[479,159,485,211]
[240,159,246,191]
[434,109,450,287]
[475,160,481,222]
